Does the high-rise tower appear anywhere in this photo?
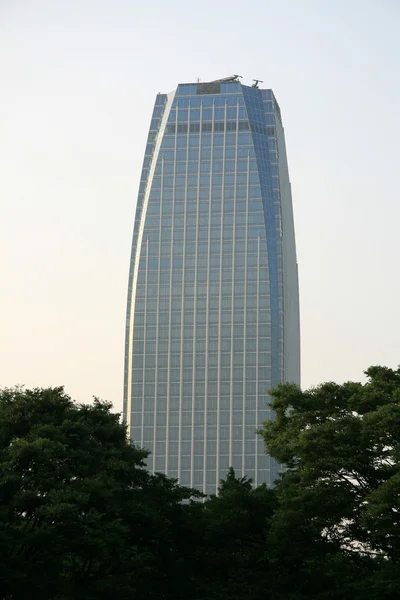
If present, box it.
[124,76,300,494]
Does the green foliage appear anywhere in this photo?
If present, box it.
[194,468,276,600]
[2,368,400,599]
[259,366,400,598]
[0,386,199,600]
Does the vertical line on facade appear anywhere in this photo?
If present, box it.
[190,102,203,490]
[242,151,250,478]
[255,234,261,486]
[215,103,227,491]
[165,106,178,472]
[153,160,164,474]
[217,110,224,493]
[178,105,191,483]
[141,238,149,449]
[228,112,235,470]
[202,103,215,494]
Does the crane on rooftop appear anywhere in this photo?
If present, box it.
[211,74,243,83]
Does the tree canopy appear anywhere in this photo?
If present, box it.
[2,367,400,599]
[259,365,400,599]
[0,386,198,600]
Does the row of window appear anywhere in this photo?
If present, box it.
[171,106,246,121]
[133,432,267,447]
[160,135,253,150]
[130,374,273,385]
[133,333,272,345]
[135,295,269,309]
[138,267,268,281]
[148,457,263,472]
[170,94,275,117]
[136,287,273,301]
[137,252,270,264]
[155,163,260,176]
[139,239,272,253]
[145,206,266,218]
[135,294,271,305]
[130,401,272,414]
[131,344,276,356]
[159,145,256,160]
[134,311,271,324]
[141,259,266,273]
[144,440,267,453]
[137,272,269,283]
[150,456,262,471]
[150,174,263,188]
[134,430,263,445]
[158,135,273,156]
[141,240,270,253]
[154,168,260,180]
[154,472,271,484]
[141,237,272,250]
[140,252,269,266]
[136,279,270,291]
[163,129,253,141]
[158,152,259,166]
[145,211,272,225]
[131,355,273,367]
[136,442,267,456]
[146,187,273,202]
[130,379,271,391]
[135,294,270,304]
[131,367,271,379]
[142,230,273,242]
[130,372,272,384]
[132,408,270,422]
[157,143,276,162]
[173,89,243,103]
[130,379,270,392]
[130,396,270,408]
[134,413,271,424]
[141,237,279,255]
[130,392,271,403]
[133,328,272,340]
[144,211,264,227]
[146,202,268,214]
[131,319,280,334]
[129,372,272,385]
[165,120,254,135]
[130,373,272,384]
[131,350,272,363]
[131,352,271,364]
[129,423,272,439]
[130,409,270,421]
[131,334,275,346]
[133,315,273,326]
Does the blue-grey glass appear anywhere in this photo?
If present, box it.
[124,80,300,495]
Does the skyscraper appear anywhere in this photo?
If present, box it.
[124,76,300,495]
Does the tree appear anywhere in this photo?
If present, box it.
[0,386,198,600]
[192,468,277,600]
[259,366,400,599]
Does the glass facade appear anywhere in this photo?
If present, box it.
[124,79,300,495]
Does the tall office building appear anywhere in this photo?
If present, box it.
[124,76,300,494]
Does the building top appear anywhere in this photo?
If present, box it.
[169,76,281,122]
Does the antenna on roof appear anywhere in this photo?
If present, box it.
[252,79,263,88]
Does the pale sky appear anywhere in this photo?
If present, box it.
[1,0,400,413]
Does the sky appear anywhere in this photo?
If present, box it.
[1,0,400,414]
